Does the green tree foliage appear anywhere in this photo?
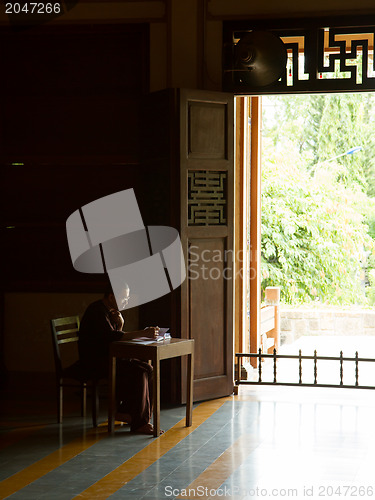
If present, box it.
[261,93,375,306]
[265,93,375,195]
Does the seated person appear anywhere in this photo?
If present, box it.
[78,283,160,435]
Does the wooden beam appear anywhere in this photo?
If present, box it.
[249,96,261,364]
[234,96,250,356]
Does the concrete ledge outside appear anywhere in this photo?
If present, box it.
[281,307,375,345]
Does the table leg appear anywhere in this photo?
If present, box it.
[186,351,194,427]
[108,355,116,433]
[153,358,160,437]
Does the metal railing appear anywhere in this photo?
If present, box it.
[235,349,375,390]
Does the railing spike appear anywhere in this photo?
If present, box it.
[355,351,359,386]
[340,351,343,385]
[314,349,317,384]
[273,348,277,383]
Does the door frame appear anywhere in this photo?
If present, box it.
[234,96,261,359]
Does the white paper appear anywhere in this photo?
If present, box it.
[127,329,171,343]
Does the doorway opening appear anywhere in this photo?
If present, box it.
[260,91,375,386]
[236,92,375,388]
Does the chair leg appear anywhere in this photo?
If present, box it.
[58,381,63,424]
[81,383,87,418]
[92,381,99,427]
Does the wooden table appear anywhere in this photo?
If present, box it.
[108,338,194,437]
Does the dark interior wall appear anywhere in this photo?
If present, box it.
[0,23,150,292]
[0,23,151,378]
[0,24,149,159]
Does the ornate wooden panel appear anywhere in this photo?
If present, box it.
[223,16,375,93]
[140,89,234,404]
[188,171,227,226]
[180,89,234,402]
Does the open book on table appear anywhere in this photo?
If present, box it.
[127,328,171,343]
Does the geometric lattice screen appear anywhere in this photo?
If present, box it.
[188,171,227,225]
[223,18,375,93]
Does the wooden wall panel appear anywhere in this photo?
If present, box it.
[0,25,148,163]
[1,24,149,292]
[188,238,226,379]
[188,103,227,159]
[180,89,234,401]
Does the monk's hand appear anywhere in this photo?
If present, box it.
[144,326,160,339]
[110,309,124,330]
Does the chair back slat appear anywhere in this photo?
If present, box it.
[56,327,79,336]
[51,316,80,374]
[53,316,79,327]
[58,336,79,345]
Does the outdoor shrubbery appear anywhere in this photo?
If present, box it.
[261,93,375,306]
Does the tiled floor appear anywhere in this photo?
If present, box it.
[1,385,375,499]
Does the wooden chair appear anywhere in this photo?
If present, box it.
[50,315,101,426]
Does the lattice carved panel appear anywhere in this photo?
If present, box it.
[223,19,375,93]
[318,29,375,84]
[188,171,227,226]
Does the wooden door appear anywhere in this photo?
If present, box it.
[179,89,234,401]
